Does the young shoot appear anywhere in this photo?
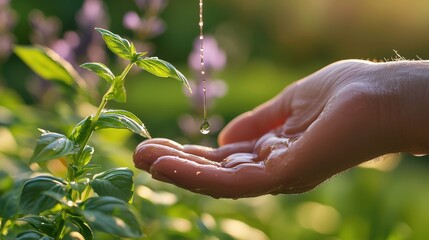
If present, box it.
[5,28,191,240]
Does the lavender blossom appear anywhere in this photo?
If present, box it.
[135,0,168,13]
[0,0,17,60]
[179,35,228,142]
[27,0,110,97]
[0,0,17,47]
[123,0,167,52]
[29,10,61,46]
[122,0,168,73]
[75,0,109,63]
[188,36,227,74]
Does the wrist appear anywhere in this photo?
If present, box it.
[373,61,429,154]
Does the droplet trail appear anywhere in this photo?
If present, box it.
[199,0,209,135]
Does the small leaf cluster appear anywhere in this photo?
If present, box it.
[4,28,191,239]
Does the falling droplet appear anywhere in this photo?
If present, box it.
[412,153,428,157]
[199,0,210,135]
[200,119,210,134]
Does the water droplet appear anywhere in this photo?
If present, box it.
[412,153,428,157]
[200,120,210,134]
[199,0,209,135]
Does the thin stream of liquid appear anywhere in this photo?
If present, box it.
[199,0,210,135]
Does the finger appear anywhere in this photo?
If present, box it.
[183,141,255,162]
[133,142,219,172]
[135,138,255,164]
[218,86,294,146]
[150,156,274,198]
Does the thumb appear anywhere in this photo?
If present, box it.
[218,87,293,145]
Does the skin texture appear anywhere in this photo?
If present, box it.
[134,59,429,199]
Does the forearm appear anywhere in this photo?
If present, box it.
[371,60,429,154]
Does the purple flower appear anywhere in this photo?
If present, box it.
[135,0,168,13]
[180,36,228,141]
[29,10,61,46]
[76,0,108,29]
[188,35,227,73]
[0,0,16,59]
[123,11,141,30]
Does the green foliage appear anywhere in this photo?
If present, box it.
[0,171,13,195]
[30,130,78,164]
[18,216,56,235]
[79,197,142,238]
[0,28,191,239]
[80,62,114,83]
[16,230,54,240]
[96,109,151,138]
[90,168,134,203]
[96,28,137,61]
[19,175,68,215]
[137,57,192,93]
[109,76,128,103]
[13,45,84,90]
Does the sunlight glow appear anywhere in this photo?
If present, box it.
[296,201,340,234]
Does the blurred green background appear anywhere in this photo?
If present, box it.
[2,0,429,239]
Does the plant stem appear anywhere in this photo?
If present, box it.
[73,63,134,173]
[55,211,67,240]
[54,63,136,239]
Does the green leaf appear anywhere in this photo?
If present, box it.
[30,130,78,163]
[19,175,68,214]
[89,168,134,203]
[78,164,101,175]
[96,109,150,138]
[0,181,22,219]
[18,216,55,236]
[16,230,54,240]
[136,57,192,93]
[106,77,127,103]
[69,116,93,144]
[14,45,84,89]
[67,216,94,240]
[70,178,90,195]
[80,62,115,83]
[0,170,13,194]
[79,196,143,238]
[80,145,95,166]
[96,28,135,60]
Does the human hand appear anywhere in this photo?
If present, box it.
[134,59,429,198]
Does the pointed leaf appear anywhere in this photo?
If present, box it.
[79,164,101,174]
[96,28,135,60]
[80,62,115,83]
[79,196,143,238]
[67,216,94,240]
[31,130,79,163]
[69,116,93,144]
[106,77,127,103]
[80,145,95,166]
[90,168,134,202]
[96,109,150,138]
[136,57,192,93]
[70,178,90,195]
[14,45,84,89]
[16,230,54,240]
[18,216,56,235]
[0,170,13,194]
[0,181,21,219]
[19,176,67,214]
